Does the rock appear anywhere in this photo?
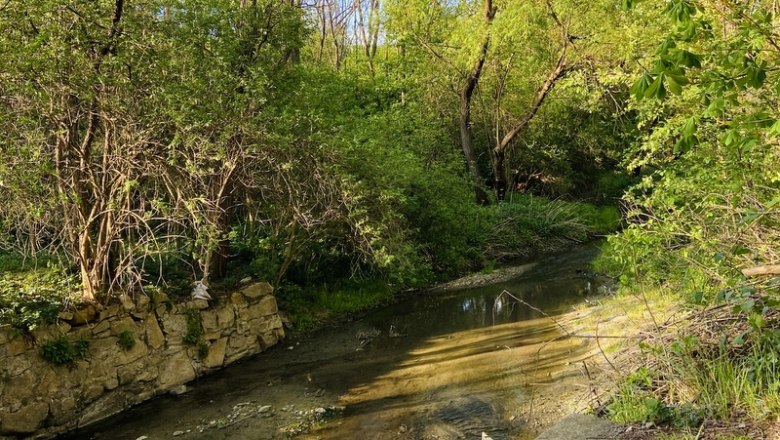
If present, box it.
[58,321,72,333]
[225,334,259,364]
[58,311,74,321]
[202,337,227,369]
[135,294,150,311]
[240,282,273,299]
[259,331,280,349]
[145,316,165,350]
[110,316,138,336]
[117,336,148,365]
[191,281,212,301]
[49,397,77,425]
[534,414,622,440]
[136,436,150,440]
[247,295,278,318]
[151,290,170,309]
[192,299,210,310]
[169,385,189,396]
[157,351,196,389]
[160,313,187,339]
[7,336,30,356]
[216,306,235,329]
[229,292,247,308]
[173,430,184,436]
[0,402,49,434]
[70,305,97,325]
[258,405,272,413]
[201,311,219,333]
[117,359,159,385]
[31,326,61,344]
[91,319,111,336]
[240,276,252,284]
[99,304,121,321]
[119,294,136,312]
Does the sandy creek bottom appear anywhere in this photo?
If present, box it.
[64,246,609,440]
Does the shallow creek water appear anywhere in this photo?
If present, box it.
[64,246,607,440]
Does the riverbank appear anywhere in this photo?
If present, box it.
[58,245,616,439]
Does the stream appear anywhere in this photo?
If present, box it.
[62,245,608,440]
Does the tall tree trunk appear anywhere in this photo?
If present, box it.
[459,0,495,205]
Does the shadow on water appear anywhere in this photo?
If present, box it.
[62,245,606,440]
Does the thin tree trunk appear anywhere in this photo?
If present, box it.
[459,0,495,205]
[491,49,568,200]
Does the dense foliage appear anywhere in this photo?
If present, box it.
[598,0,780,427]
[0,0,624,309]
[3,0,780,432]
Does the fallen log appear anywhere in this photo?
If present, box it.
[741,265,780,277]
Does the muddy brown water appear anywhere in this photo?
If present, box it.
[62,245,608,440]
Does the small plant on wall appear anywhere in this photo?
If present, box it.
[183,308,203,345]
[39,335,90,366]
[117,330,136,351]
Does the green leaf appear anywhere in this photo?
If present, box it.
[644,73,667,100]
[631,73,653,99]
[666,75,683,95]
[675,49,702,68]
[681,118,697,137]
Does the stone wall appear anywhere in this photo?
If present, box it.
[0,282,284,439]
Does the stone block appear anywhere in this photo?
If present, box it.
[230,292,247,308]
[89,336,121,363]
[0,402,49,434]
[69,305,97,325]
[202,338,227,369]
[192,299,210,310]
[201,310,219,334]
[90,319,111,336]
[78,391,127,428]
[98,304,121,321]
[31,326,61,344]
[119,294,136,312]
[135,294,150,311]
[7,336,31,356]
[240,282,274,300]
[247,295,278,318]
[216,306,235,329]
[49,397,76,426]
[157,351,196,389]
[258,332,279,349]
[160,313,187,339]
[144,316,165,350]
[117,337,148,365]
[110,316,138,336]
